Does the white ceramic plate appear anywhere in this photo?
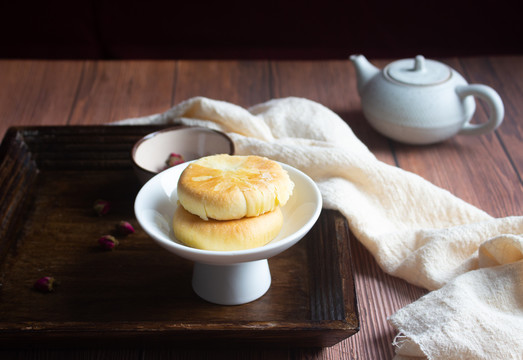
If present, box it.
[134,161,322,265]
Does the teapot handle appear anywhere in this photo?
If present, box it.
[456,84,504,136]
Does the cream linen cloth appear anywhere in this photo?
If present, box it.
[116,97,523,359]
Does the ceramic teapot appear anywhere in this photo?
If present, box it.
[350,54,504,145]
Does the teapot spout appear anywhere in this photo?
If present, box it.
[350,54,380,94]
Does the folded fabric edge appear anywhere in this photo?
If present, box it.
[391,332,428,359]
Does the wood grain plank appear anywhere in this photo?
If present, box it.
[0,130,39,265]
[0,347,292,360]
[68,60,175,125]
[173,60,272,107]
[140,348,291,360]
[460,56,523,178]
[0,57,521,360]
[0,349,144,360]
[0,60,83,139]
[0,127,356,349]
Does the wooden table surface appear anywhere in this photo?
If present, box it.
[0,56,522,359]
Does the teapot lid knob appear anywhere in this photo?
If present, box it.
[413,55,426,72]
[385,55,451,85]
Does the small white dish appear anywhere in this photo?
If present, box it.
[131,126,234,184]
[134,161,322,305]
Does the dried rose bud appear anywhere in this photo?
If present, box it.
[93,199,110,216]
[165,153,184,168]
[34,276,55,293]
[98,235,119,250]
[116,221,135,235]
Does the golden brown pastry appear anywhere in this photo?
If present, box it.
[177,154,294,220]
[172,205,283,251]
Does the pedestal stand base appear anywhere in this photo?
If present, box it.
[192,259,271,305]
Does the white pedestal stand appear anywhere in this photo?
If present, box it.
[192,259,271,305]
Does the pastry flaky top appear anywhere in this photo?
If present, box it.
[177,154,294,220]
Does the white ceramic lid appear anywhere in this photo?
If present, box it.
[385,55,451,85]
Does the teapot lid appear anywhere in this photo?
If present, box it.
[385,55,451,85]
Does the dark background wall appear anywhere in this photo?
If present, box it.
[0,0,520,60]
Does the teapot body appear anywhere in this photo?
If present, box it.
[360,68,476,144]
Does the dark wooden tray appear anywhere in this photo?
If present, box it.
[0,126,359,347]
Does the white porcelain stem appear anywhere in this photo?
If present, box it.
[192,260,271,305]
